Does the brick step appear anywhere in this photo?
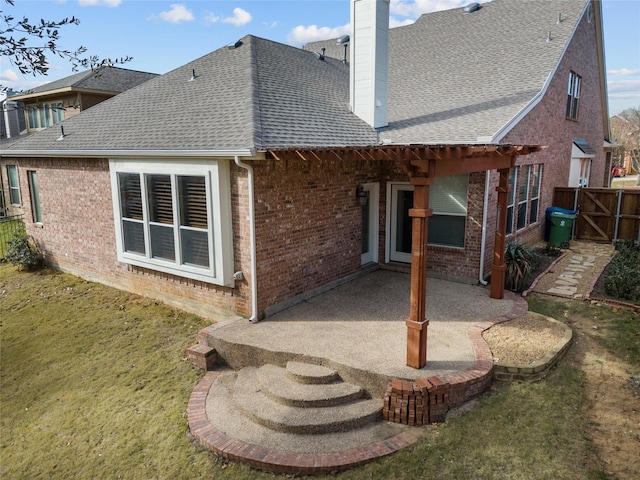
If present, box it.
[257,364,364,408]
[285,361,340,384]
[233,366,382,434]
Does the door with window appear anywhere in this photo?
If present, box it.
[388,176,468,263]
[360,183,379,265]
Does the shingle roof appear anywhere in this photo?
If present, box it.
[308,0,588,144]
[4,0,589,154]
[12,67,158,98]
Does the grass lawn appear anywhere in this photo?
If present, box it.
[1,263,634,479]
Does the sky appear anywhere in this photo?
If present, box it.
[1,0,638,115]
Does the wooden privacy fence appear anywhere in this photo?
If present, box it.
[552,187,640,243]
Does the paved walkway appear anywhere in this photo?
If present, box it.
[528,241,615,299]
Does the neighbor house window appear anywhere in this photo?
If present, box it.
[109,159,234,286]
[506,167,518,235]
[27,102,64,130]
[28,171,42,223]
[516,166,531,231]
[566,71,581,120]
[428,174,468,247]
[7,165,20,205]
[529,165,543,224]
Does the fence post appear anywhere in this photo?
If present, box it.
[613,189,623,242]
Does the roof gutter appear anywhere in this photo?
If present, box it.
[0,149,256,159]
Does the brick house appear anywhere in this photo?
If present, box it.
[1,1,610,352]
[1,67,157,217]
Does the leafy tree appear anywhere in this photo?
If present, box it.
[0,0,131,83]
[610,107,640,181]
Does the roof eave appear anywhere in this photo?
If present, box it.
[10,87,120,102]
[0,148,257,159]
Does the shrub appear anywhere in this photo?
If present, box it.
[505,242,540,292]
[604,241,640,303]
[5,232,44,271]
[541,243,563,257]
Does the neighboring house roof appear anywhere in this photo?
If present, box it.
[9,67,158,101]
[3,0,596,156]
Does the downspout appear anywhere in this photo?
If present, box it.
[478,170,491,285]
[234,156,258,322]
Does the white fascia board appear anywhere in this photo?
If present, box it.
[1,149,256,158]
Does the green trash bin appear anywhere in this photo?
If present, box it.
[549,212,576,246]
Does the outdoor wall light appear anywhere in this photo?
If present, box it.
[356,185,369,207]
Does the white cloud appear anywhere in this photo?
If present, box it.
[0,69,18,83]
[159,4,194,23]
[608,79,640,96]
[390,17,415,28]
[390,0,492,17]
[222,8,252,26]
[608,68,640,77]
[78,0,122,6]
[287,23,351,46]
[204,12,220,25]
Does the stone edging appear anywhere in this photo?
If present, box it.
[492,315,573,382]
[522,252,569,297]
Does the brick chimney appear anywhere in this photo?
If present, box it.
[350,0,389,129]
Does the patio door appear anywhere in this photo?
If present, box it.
[361,183,379,265]
[388,183,413,263]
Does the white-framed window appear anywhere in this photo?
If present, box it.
[109,159,234,286]
[529,165,543,224]
[566,71,581,120]
[506,167,518,236]
[27,102,64,130]
[7,165,21,205]
[428,174,468,247]
[28,171,42,223]
[516,165,531,231]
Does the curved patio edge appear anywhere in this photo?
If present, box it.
[187,371,425,475]
[493,315,573,382]
[382,290,529,426]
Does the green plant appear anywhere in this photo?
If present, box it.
[604,241,640,303]
[541,242,563,257]
[504,242,540,292]
[5,232,44,271]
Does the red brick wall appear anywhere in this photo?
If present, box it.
[15,157,252,320]
[252,156,405,314]
[484,8,608,262]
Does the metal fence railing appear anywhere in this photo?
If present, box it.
[0,214,26,260]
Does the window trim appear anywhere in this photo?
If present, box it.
[27,102,64,130]
[516,165,531,232]
[529,165,543,225]
[27,170,42,223]
[7,165,21,205]
[566,71,581,120]
[109,159,234,287]
[506,167,518,236]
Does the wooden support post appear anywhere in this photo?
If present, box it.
[490,167,510,299]
[406,175,433,368]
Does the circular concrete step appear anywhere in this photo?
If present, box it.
[234,366,382,434]
[286,361,340,384]
[257,364,364,407]
[192,370,424,474]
